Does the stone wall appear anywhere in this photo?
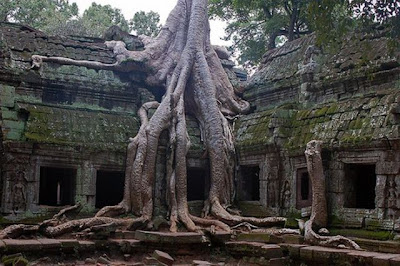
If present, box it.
[235,29,400,230]
[0,22,220,217]
[0,22,147,215]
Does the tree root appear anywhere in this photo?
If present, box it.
[304,140,361,250]
[210,201,286,227]
[0,0,289,239]
[304,220,361,250]
[41,217,134,238]
[0,224,39,239]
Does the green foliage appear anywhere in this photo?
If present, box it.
[209,0,309,67]
[210,0,399,67]
[0,0,162,39]
[0,0,79,34]
[79,3,129,38]
[130,11,161,37]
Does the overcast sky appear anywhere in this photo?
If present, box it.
[69,0,230,46]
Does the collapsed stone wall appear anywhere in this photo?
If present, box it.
[235,30,400,231]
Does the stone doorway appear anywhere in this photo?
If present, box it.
[39,167,76,206]
[344,164,376,209]
[95,171,125,208]
[187,168,208,201]
[296,168,312,209]
[238,165,260,201]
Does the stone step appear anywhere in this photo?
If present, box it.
[280,243,400,265]
[225,241,283,259]
[236,232,304,244]
[351,237,400,254]
[134,230,208,244]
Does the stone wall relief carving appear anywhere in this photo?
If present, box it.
[10,170,28,213]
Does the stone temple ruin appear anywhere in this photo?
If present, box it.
[0,21,400,264]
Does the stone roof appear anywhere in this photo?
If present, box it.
[236,31,400,155]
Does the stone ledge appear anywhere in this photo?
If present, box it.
[134,230,207,244]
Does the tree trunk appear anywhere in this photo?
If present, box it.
[305,140,327,228]
[304,140,361,250]
[287,0,299,42]
[0,0,288,237]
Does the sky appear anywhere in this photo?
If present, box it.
[69,0,230,46]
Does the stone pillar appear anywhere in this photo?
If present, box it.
[79,161,96,210]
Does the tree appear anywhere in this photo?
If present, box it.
[1,0,288,239]
[304,140,361,249]
[130,11,161,37]
[0,0,78,33]
[209,0,310,67]
[210,0,399,67]
[79,3,129,38]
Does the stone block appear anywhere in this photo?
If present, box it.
[268,257,289,266]
[365,218,393,231]
[376,162,400,175]
[59,239,79,252]
[152,250,174,266]
[281,234,304,244]
[3,239,42,252]
[37,238,61,250]
[279,244,307,258]
[0,85,15,107]
[373,254,400,266]
[78,240,96,251]
[390,256,400,266]
[309,246,351,262]
[299,246,313,261]
[0,240,5,252]
[260,244,283,259]
[1,109,18,120]
[347,250,383,265]
[135,230,206,244]
[236,232,282,244]
[378,241,400,254]
[376,175,388,208]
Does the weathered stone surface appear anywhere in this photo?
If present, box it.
[2,239,42,252]
[152,250,174,266]
[225,241,282,258]
[135,231,207,244]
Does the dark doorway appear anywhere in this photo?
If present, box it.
[344,164,376,209]
[239,166,260,201]
[39,167,76,206]
[296,168,312,209]
[187,168,207,201]
[96,171,125,208]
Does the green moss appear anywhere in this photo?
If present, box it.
[328,228,394,241]
[329,215,345,227]
[284,211,302,229]
[314,106,329,117]
[326,103,339,115]
[340,134,372,145]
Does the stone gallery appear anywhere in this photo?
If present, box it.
[0,0,400,264]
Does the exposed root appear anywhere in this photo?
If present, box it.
[0,224,39,239]
[41,217,134,238]
[304,140,361,250]
[252,228,301,235]
[95,204,128,218]
[211,201,286,227]
[0,0,291,239]
[52,203,81,220]
[304,220,361,250]
[189,215,231,232]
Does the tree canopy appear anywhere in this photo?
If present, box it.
[130,11,161,37]
[0,0,162,38]
[209,0,400,67]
